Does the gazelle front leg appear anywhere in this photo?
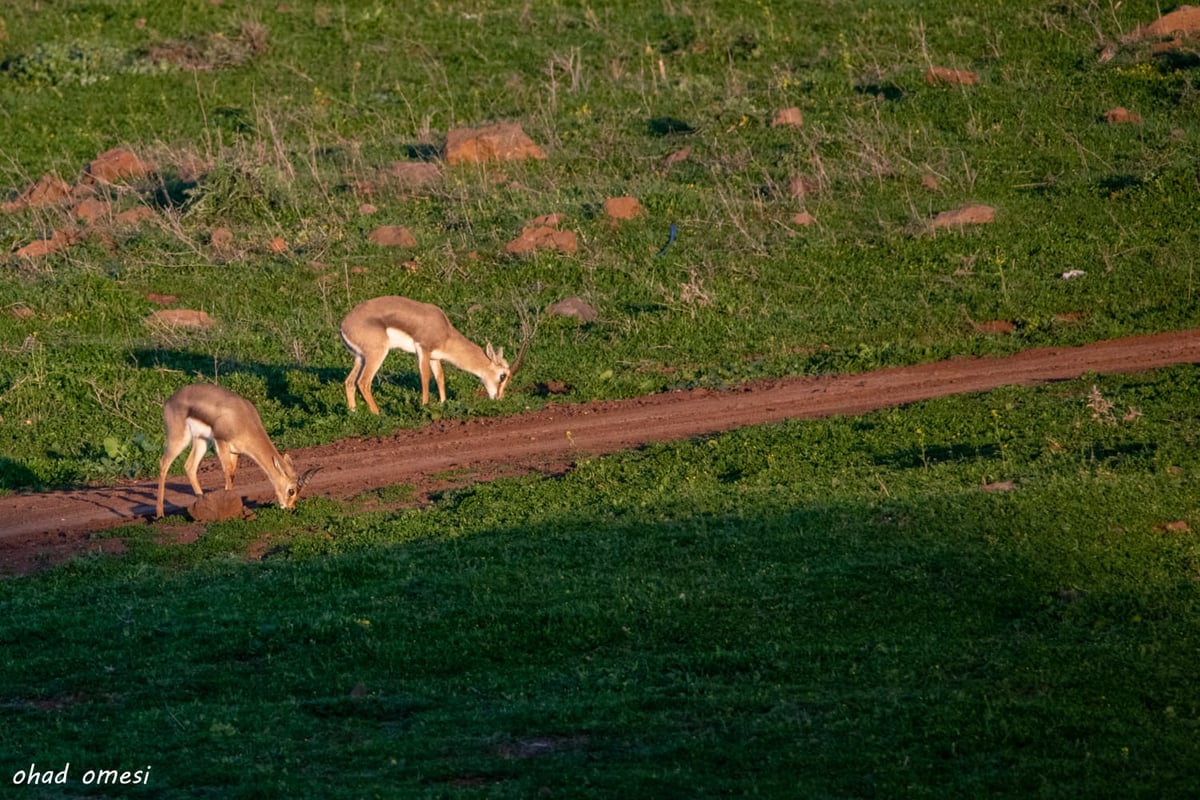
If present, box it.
[430,359,447,403]
[416,346,434,405]
[216,441,239,490]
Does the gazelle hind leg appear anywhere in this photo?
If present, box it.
[183,437,209,496]
[355,347,389,415]
[156,426,194,518]
[344,353,365,411]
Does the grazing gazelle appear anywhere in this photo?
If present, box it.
[155,383,318,518]
[340,295,510,413]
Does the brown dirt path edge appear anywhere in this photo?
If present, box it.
[3,328,1199,575]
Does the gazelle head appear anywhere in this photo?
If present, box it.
[483,342,510,400]
[272,454,321,510]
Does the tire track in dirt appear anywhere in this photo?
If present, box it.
[3,328,1199,574]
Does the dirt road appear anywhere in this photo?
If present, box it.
[3,328,1199,575]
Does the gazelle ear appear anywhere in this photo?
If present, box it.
[486,342,496,360]
[495,346,505,361]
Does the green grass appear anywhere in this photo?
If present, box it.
[1,0,1199,486]
[5,371,1200,797]
[3,0,1200,795]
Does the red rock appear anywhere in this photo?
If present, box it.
[771,107,803,127]
[85,147,155,184]
[15,229,75,258]
[445,123,547,165]
[72,198,111,224]
[388,161,442,187]
[924,66,979,86]
[145,309,216,329]
[931,204,996,230]
[368,225,417,247]
[505,226,577,255]
[210,227,235,250]
[114,206,157,227]
[1135,5,1200,38]
[546,296,597,321]
[1103,106,1143,124]
[604,197,642,220]
[2,174,73,212]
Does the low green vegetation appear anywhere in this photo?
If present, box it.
[2,0,1200,796]
[0,0,1198,486]
[5,372,1200,796]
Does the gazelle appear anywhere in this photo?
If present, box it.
[340,295,511,413]
[155,383,318,518]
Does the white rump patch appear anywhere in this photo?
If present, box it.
[386,327,418,354]
[185,417,215,445]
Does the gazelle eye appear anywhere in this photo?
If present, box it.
[288,488,296,497]
[499,372,509,384]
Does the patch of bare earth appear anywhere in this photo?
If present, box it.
[2,329,1200,576]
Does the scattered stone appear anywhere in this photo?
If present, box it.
[268,236,288,253]
[15,229,75,258]
[530,212,566,228]
[114,206,157,227]
[980,480,1016,492]
[9,304,35,319]
[84,147,155,184]
[358,203,377,215]
[145,293,177,306]
[505,226,577,255]
[664,146,691,167]
[931,204,996,230]
[787,175,820,199]
[145,309,217,329]
[2,174,73,212]
[1103,106,1143,124]
[534,380,572,396]
[973,319,1016,335]
[210,227,235,250]
[368,225,417,247]
[924,66,979,86]
[921,174,940,191]
[604,197,642,221]
[791,211,816,227]
[189,489,253,522]
[388,161,442,188]
[445,123,547,165]
[771,107,804,127]
[72,198,111,224]
[1154,520,1191,533]
[1131,5,1200,40]
[1060,270,1086,280]
[546,296,598,322]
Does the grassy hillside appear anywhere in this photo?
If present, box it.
[1,0,1198,485]
[3,1,1200,796]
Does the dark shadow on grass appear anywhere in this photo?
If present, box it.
[403,143,442,161]
[0,457,40,492]
[131,348,346,405]
[648,117,696,136]
[1098,174,1142,195]
[855,83,905,102]
[130,348,439,417]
